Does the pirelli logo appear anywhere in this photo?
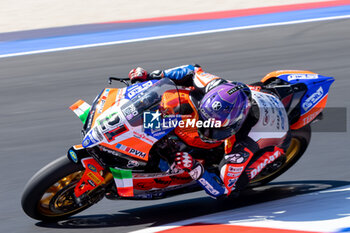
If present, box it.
[87,172,102,185]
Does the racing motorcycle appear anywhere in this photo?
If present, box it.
[21,70,334,221]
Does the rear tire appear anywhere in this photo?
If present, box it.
[21,156,100,221]
[248,124,311,187]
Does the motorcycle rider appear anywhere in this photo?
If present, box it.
[129,64,291,198]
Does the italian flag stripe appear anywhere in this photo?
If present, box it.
[69,100,91,124]
[110,167,134,197]
[114,177,133,188]
[110,167,133,179]
[116,187,134,197]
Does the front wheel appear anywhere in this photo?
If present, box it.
[21,156,104,221]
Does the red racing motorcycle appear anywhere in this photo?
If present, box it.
[21,70,334,221]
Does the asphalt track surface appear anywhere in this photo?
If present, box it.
[0,18,350,233]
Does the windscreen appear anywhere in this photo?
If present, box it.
[120,78,179,127]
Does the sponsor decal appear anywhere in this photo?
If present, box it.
[263,111,269,126]
[100,146,120,156]
[154,178,172,186]
[228,165,244,173]
[115,88,126,107]
[198,178,220,196]
[116,143,146,158]
[189,165,203,180]
[82,134,99,147]
[302,107,323,125]
[267,95,286,130]
[225,153,247,164]
[287,74,318,81]
[302,86,324,112]
[169,175,193,182]
[250,150,281,179]
[255,93,270,127]
[69,149,78,163]
[150,130,167,138]
[228,178,238,188]
[227,84,246,95]
[133,131,155,144]
[87,179,96,187]
[104,125,128,142]
[227,172,240,178]
[126,81,153,99]
[87,172,102,185]
[97,89,110,113]
[122,104,138,120]
[248,85,261,92]
[99,113,121,131]
[129,148,146,158]
[205,79,222,92]
[276,115,281,130]
[127,160,140,168]
[200,108,211,119]
[212,101,222,111]
[88,164,97,172]
[82,128,101,148]
[260,95,270,126]
[98,99,106,113]
[86,109,95,130]
[83,138,91,147]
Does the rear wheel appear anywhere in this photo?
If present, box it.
[248,124,311,187]
[21,156,105,221]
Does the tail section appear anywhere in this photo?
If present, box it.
[261,70,335,129]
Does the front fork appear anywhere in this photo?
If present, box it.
[67,145,113,202]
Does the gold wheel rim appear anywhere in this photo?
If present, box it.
[249,138,301,184]
[38,171,86,217]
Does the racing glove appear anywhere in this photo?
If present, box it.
[174,152,203,180]
[175,152,227,197]
[128,67,148,84]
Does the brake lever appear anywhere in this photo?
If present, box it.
[108,77,130,86]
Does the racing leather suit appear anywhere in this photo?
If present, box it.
[155,64,291,198]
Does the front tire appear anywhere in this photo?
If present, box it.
[21,156,102,221]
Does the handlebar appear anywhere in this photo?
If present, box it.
[108,77,130,86]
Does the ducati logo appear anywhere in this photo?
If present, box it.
[212,101,222,111]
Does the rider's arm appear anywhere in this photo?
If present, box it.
[163,64,196,81]
[151,64,228,93]
[150,64,197,86]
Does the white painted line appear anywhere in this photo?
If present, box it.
[1,14,350,59]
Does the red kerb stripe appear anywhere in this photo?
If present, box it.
[101,0,350,24]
